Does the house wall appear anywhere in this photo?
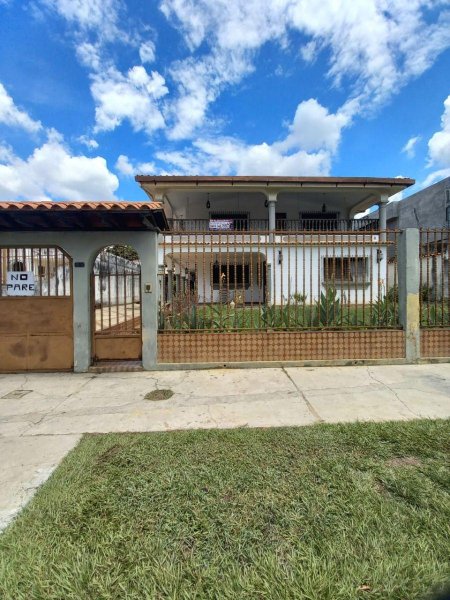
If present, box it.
[272,244,387,305]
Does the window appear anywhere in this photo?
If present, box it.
[323,257,369,284]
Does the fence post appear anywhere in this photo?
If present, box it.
[139,232,159,369]
[398,228,421,362]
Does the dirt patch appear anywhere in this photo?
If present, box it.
[96,444,122,465]
[386,456,422,468]
[144,389,174,401]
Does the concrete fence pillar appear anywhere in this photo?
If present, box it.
[398,228,421,362]
[138,233,159,369]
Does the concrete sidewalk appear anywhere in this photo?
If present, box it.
[1,364,449,530]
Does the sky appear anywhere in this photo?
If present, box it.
[0,0,449,203]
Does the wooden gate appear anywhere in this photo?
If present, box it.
[92,246,142,362]
[0,246,73,372]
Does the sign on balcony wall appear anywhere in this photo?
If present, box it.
[6,271,36,296]
[209,219,234,231]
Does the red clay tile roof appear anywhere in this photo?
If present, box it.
[0,201,163,211]
[0,201,168,231]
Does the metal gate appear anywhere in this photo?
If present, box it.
[0,246,73,372]
[92,246,142,362]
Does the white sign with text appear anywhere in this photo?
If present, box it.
[6,271,36,296]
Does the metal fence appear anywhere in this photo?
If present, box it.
[420,228,449,327]
[158,229,399,333]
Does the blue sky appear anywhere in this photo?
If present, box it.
[0,0,449,203]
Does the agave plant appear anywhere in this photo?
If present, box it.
[313,287,341,327]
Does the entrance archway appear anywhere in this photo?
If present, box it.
[91,245,142,362]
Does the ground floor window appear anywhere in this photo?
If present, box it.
[323,256,369,284]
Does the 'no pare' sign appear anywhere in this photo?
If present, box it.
[6,272,36,296]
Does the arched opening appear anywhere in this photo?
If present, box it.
[91,245,142,363]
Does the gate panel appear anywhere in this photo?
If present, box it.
[92,246,142,362]
[0,247,73,372]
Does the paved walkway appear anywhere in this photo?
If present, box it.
[1,364,449,530]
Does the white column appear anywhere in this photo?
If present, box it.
[266,191,278,231]
[378,193,388,231]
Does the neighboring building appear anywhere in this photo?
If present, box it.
[135,175,414,306]
[372,176,450,300]
[374,176,450,230]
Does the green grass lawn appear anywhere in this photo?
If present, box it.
[1,421,449,599]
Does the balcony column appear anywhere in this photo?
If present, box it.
[379,193,388,228]
[378,193,389,244]
[266,191,278,231]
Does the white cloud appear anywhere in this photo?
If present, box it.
[401,135,421,158]
[0,83,42,133]
[157,98,344,176]
[139,40,156,64]
[40,0,125,42]
[280,98,351,153]
[424,94,450,186]
[115,154,156,177]
[421,167,450,188]
[160,0,450,139]
[300,40,318,63]
[91,66,168,135]
[76,42,102,71]
[78,135,99,149]
[167,49,253,139]
[428,95,450,168]
[0,130,118,201]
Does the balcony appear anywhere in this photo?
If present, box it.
[167,218,380,232]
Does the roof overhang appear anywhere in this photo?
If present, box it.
[136,175,415,195]
[0,201,169,232]
[135,176,415,214]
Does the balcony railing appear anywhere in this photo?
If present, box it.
[167,218,380,232]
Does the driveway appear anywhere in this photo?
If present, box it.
[1,363,449,530]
